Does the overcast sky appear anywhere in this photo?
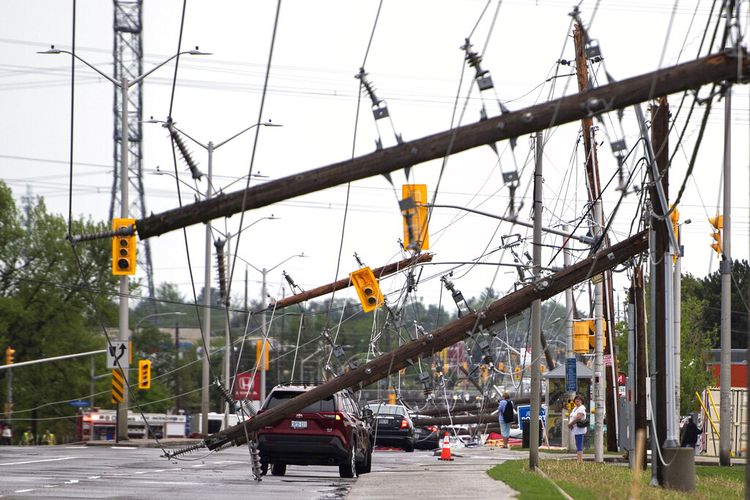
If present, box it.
[1,0,748,320]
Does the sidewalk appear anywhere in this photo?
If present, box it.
[348,445,519,500]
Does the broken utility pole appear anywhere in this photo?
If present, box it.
[269,253,432,311]
[201,230,648,451]
[136,51,748,241]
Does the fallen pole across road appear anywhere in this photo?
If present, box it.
[200,230,647,451]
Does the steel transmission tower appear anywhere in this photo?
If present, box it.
[111,0,155,300]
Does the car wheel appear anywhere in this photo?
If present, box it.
[403,439,414,452]
[271,463,286,476]
[356,444,372,475]
[339,441,357,478]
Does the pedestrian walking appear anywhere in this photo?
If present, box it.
[1,424,11,445]
[567,394,587,462]
[680,416,701,450]
[498,391,514,449]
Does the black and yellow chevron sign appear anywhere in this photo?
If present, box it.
[111,368,125,404]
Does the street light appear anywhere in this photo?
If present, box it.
[145,118,281,436]
[39,45,209,441]
[245,253,307,402]
[134,311,187,335]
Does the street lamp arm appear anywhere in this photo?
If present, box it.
[215,121,283,150]
[424,203,595,245]
[135,311,187,332]
[267,253,306,274]
[130,49,209,86]
[37,47,119,86]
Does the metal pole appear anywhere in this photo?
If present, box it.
[673,230,682,426]
[719,86,732,466]
[224,232,231,429]
[649,222,659,485]
[627,302,636,468]
[664,245,677,447]
[117,77,130,441]
[261,268,268,404]
[593,199,605,463]
[563,224,575,452]
[201,141,214,436]
[90,357,95,407]
[529,131,543,470]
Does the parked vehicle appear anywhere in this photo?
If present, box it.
[256,383,373,478]
[366,403,415,452]
[410,414,441,450]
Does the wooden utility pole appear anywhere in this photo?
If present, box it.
[650,96,670,484]
[203,230,648,450]
[269,254,432,310]
[136,51,748,241]
[574,24,618,455]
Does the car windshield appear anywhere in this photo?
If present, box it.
[367,404,405,416]
[265,391,336,413]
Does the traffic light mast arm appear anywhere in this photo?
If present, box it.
[0,349,107,371]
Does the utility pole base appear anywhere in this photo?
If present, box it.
[663,447,695,492]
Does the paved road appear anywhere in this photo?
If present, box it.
[0,443,516,499]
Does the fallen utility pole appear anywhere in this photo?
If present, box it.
[269,253,433,310]
[202,230,648,451]
[136,51,747,241]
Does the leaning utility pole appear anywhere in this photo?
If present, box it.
[199,230,648,451]
[574,24,618,453]
[135,51,749,242]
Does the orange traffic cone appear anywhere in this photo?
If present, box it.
[438,432,453,461]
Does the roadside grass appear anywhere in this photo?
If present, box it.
[487,459,745,499]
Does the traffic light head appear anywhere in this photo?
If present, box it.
[709,215,723,255]
[112,218,137,275]
[401,184,430,251]
[708,215,724,230]
[256,340,270,371]
[5,346,15,365]
[350,267,384,313]
[137,359,151,389]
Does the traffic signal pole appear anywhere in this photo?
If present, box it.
[719,85,732,466]
[117,77,130,442]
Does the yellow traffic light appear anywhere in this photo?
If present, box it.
[401,184,429,251]
[5,346,15,365]
[709,215,723,255]
[137,359,151,389]
[256,340,270,371]
[574,319,607,353]
[350,267,384,313]
[112,218,137,275]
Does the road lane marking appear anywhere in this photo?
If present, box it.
[0,456,76,466]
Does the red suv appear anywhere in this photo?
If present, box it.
[257,384,373,478]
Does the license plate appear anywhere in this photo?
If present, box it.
[378,418,389,425]
[291,420,307,429]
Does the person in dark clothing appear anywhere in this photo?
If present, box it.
[680,416,702,448]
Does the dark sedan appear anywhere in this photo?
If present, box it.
[366,403,415,452]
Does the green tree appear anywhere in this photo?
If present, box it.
[0,182,118,441]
